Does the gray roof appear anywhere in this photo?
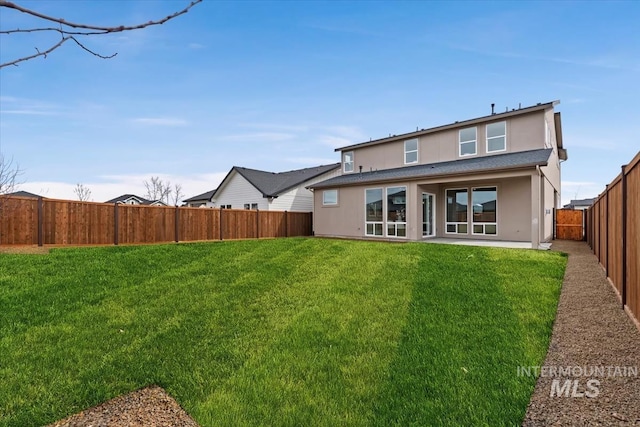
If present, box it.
[310,149,552,189]
[335,101,559,152]
[184,189,217,202]
[105,194,166,205]
[226,163,340,197]
[564,198,595,208]
[7,190,43,198]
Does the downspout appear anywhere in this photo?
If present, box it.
[535,165,544,249]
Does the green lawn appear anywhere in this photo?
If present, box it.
[0,238,566,426]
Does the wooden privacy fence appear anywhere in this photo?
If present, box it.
[554,208,584,240]
[586,150,640,328]
[0,197,313,246]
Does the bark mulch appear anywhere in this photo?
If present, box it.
[523,240,640,426]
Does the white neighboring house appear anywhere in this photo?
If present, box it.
[105,194,167,206]
[183,164,341,211]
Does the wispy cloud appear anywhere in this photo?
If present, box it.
[0,96,64,116]
[131,117,189,126]
[221,132,296,142]
[317,125,366,149]
[188,42,206,49]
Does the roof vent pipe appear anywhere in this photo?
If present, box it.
[491,103,495,115]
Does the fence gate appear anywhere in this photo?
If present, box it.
[555,209,584,240]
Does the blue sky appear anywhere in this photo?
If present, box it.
[1,0,638,204]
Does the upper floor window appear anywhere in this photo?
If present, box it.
[343,151,354,173]
[486,121,506,153]
[459,127,476,156]
[404,138,418,164]
[323,190,338,205]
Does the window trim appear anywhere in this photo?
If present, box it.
[404,138,419,165]
[486,121,507,153]
[364,188,384,237]
[343,151,354,173]
[445,187,469,235]
[386,186,407,238]
[322,189,338,206]
[459,127,477,157]
[471,186,498,236]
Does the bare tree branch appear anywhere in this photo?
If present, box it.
[144,176,173,205]
[73,183,92,201]
[172,183,183,206]
[0,0,202,68]
[0,154,22,196]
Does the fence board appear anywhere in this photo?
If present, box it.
[587,150,640,327]
[0,198,312,247]
[0,197,38,244]
[627,157,640,323]
[555,209,584,240]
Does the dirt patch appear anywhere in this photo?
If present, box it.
[522,240,640,426]
[0,245,49,254]
[47,386,200,427]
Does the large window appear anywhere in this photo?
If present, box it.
[343,151,354,173]
[386,186,407,237]
[446,189,468,234]
[472,187,497,235]
[459,127,477,156]
[365,188,383,236]
[486,122,506,153]
[323,189,338,205]
[404,139,418,164]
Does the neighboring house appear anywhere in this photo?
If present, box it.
[310,101,567,249]
[183,189,217,208]
[188,163,341,211]
[563,198,595,210]
[6,191,43,198]
[105,194,167,206]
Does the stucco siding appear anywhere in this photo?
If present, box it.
[345,110,549,174]
[314,174,532,242]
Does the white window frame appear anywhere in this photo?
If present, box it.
[486,121,506,153]
[471,186,498,236]
[322,189,338,206]
[404,138,418,164]
[386,186,407,238]
[364,188,383,237]
[445,188,469,235]
[459,127,477,157]
[343,151,354,173]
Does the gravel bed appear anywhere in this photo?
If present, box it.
[523,240,640,426]
[46,386,200,427]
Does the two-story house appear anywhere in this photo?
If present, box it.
[309,101,567,249]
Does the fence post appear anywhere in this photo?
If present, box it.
[621,164,628,310]
[309,211,313,236]
[552,207,556,240]
[114,203,119,245]
[175,206,179,243]
[219,207,223,241]
[37,197,44,247]
[284,210,288,237]
[605,185,609,277]
[256,208,260,239]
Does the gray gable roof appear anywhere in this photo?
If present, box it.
[184,189,217,202]
[227,163,340,197]
[105,194,166,205]
[7,190,43,198]
[310,149,552,189]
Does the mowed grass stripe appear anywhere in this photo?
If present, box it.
[0,239,566,427]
